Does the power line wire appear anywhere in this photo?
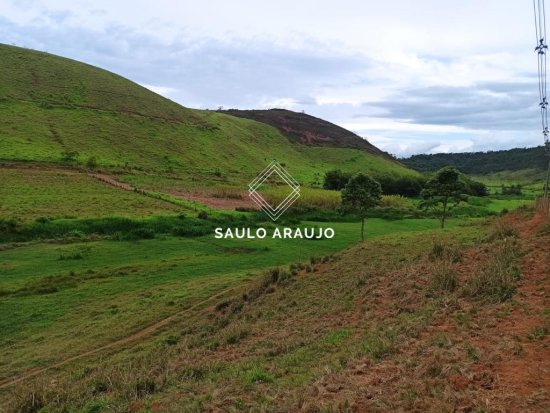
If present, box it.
[533,0,550,200]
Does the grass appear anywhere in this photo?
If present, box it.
[0,217,464,382]
[0,220,486,412]
[465,237,521,302]
[0,44,418,189]
[261,186,341,210]
[0,166,181,220]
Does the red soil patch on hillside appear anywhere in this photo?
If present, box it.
[171,191,259,211]
[309,211,550,412]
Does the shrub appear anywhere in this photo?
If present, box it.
[86,156,98,169]
[500,184,523,196]
[465,238,521,302]
[133,377,156,399]
[377,175,425,197]
[429,259,458,293]
[323,169,352,190]
[12,390,46,413]
[428,239,462,263]
[488,219,519,241]
[172,225,209,237]
[129,228,155,240]
[0,217,21,233]
[378,194,409,210]
[61,150,79,163]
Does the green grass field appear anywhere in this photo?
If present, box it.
[0,218,466,381]
[0,166,181,220]
[0,218,490,412]
[0,42,543,412]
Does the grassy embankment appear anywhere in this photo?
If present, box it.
[2,210,536,412]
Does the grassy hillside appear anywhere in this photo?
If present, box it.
[0,44,417,190]
[2,211,547,412]
[0,218,454,381]
[0,165,181,220]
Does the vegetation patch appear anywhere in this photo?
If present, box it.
[465,238,521,302]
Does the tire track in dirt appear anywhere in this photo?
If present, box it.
[0,285,240,390]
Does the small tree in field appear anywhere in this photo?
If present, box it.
[420,166,467,228]
[341,173,382,241]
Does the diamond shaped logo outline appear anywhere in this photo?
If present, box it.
[249,160,300,221]
[249,162,300,221]
[250,162,299,212]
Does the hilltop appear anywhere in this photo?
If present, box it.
[224,108,391,159]
[402,146,548,177]
[0,44,416,190]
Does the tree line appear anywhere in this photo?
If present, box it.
[400,146,547,175]
[323,169,487,197]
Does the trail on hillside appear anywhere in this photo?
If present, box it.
[0,285,239,390]
[171,191,259,210]
[88,173,136,191]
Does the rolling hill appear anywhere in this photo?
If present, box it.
[224,108,391,158]
[401,146,548,177]
[0,43,416,191]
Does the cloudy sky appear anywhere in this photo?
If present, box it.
[0,0,544,156]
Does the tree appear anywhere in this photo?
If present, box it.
[323,169,352,190]
[341,173,382,241]
[420,167,467,228]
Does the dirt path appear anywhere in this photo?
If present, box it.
[88,173,135,191]
[171,191,258,210]
[0,285,240,390]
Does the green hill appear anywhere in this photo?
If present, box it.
[401,146,548,176]
[0,43,417,190]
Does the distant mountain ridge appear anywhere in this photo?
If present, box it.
[401,146,548,175]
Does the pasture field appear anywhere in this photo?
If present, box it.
[0,166,181,220]
[0,218,495,412]
[0,218,466,382]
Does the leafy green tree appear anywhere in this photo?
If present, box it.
[323,169,352,190]
[341,173,382,241]
[420,166,467,228]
